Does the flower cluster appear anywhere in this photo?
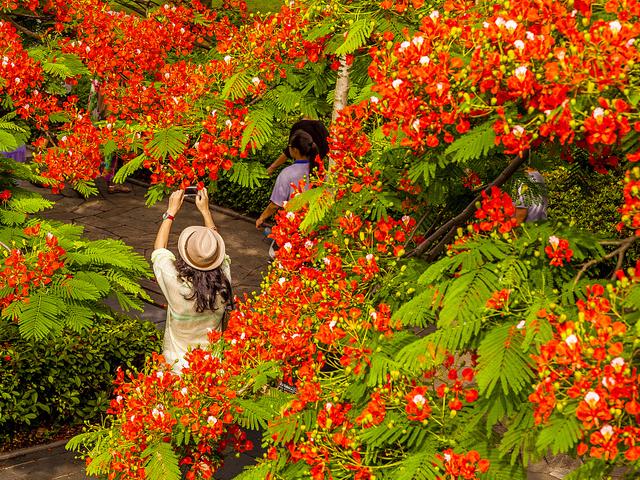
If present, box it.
[101,351,252,480]
[0,228,66,310]
[530,282,640,461]
[436,449,490,480]
[367,0,640,168]
[618,167,640,235]
[486,289,511,311]
[434,357,479,412]
[0,21,63,127]
[473,187,518,234]
[545,235,573,267]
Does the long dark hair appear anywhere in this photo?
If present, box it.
[289,129,321,175]
[175,257,234,322]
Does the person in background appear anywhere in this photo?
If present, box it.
[152,188,233,373]
[266,118,329,175]
[256,129,319,230]
[1,144,27,163]
[514,167,548,224]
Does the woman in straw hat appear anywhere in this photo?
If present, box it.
[152,188,233,372]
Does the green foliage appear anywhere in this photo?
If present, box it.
[113,153,146,184]
[389,449,438,480]
[0,314,160,444]
[147,127,187,160]
[228,161,269,188]
[476,324,535,396]
[445,120,496,163]
[143,442,182,480]
[334,18,375,55]
[222,72,253,100]
[242,107,275,151]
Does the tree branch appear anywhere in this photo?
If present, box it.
[573,236,639,285]
[409,152,529,258]
[0,14,42,40]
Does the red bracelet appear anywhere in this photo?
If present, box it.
[162,212,175,221]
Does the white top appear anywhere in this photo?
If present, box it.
[151,248,231,373]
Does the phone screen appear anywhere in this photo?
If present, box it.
[184,187,198,196]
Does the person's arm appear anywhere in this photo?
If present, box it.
[195,188,216,229]
[256,202,280,229]
[267,153,288,176]
[154,190,184,250]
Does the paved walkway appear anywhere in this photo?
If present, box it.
[0,180,577,479]
[20,180,271,329]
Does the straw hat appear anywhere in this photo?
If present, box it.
[177,226,225,271]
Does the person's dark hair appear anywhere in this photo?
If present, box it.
[175,257,234,327]
[289,129,321,174]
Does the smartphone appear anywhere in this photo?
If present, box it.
[184,186,198,197]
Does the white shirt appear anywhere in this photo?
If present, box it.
[151,248,231,372]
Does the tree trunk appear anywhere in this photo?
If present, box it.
[331,55,350,123]
[329,55,350,169]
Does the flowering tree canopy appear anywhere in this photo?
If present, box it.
[4,0,640,478]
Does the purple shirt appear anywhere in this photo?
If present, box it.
[270,162,310,207]
[1,144,26,163]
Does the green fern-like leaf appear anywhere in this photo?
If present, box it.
[142,442,181,480]
[286,186,331,229]
[234,397,277,430]
[562,459,608,480]
[16,293,65,340]
[233,460,273,480]
[445,120,496,162]
[113,154,145,184]
[395,336,447,374]
[439,268,498,326]
[272,86,302,113]
[334,18,375,55]
[42,54,89,78]
[7,197,53,214]
[145,184,169,207]
[0,130,19,152]
[147,127,187,160]
[476,323,535,397]
[390,449,438,480]
[241,107,274,151]
[73,180,99,198]
[63,302,96,332]
[227,161,269,189]
[0,208,26,225]
[392,287,437,328]
[499,405,540,467]
[535,412,582,455]
[221,72,252,100]
[50,277,102,301]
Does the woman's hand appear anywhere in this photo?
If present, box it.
[195,188,209,213]
[167,189,184,216]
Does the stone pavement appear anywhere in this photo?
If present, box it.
[19,179,272,329]
[0,180,579,480]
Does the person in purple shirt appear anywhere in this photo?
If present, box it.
[266,119,329,175]
[1,144,27,163]
[255,130,319,229]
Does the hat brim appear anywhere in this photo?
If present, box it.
[177,226,226,271]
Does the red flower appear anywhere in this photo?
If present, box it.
[405,386,432,421]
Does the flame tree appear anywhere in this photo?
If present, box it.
[4,0,640,478]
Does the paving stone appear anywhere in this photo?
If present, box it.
[0,446,89,480]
